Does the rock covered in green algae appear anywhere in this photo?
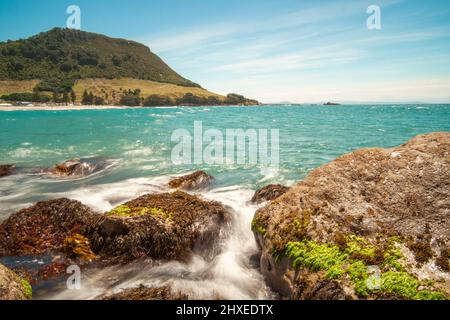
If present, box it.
[168,171,214,191]
[86,190,231,263]
[0,263,32,300]
[253,133,450,300]
[0,198,96,257]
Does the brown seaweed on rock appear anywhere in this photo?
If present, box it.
[102,285,188,300]
[168,171,214,190]
[45,158,107,178]
[0,198,96,257]
[251,184,289,204]
[85,191,231,263]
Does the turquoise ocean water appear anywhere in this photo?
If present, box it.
[0,104,449,299]
[1,104,449,213]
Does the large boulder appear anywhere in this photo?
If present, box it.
[0,264,31,300]
[252,133,450,300]
[251,184,289,204]
[168,171,214,191]
[0,164,14,178]
[86,191,231,263]
[0,198,96,257]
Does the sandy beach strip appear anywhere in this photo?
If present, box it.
[0,105,140,111]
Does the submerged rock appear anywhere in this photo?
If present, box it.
[0,164,14,178]
[0,198,96,257]
[86,191,230,263]
[251,184,289,204]
[252,133,450,300]
[0,264,31,300]
[46,158,106,177]
[102,285,188,300]
[168,171,214,190]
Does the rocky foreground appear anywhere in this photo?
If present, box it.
[0,133,449,300]
[252,132,449,300]
[0,171,232,299]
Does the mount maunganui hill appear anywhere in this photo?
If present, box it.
[0,28,257,106]
[0,28,198,87]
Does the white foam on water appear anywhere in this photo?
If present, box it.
[7,146,65,159]
[45,176,170,213]
[258,167,280,183]
[123,147,154,157]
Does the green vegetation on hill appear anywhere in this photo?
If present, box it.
[0,27,199,89]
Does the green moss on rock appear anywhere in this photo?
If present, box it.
[108,204,174,220]
[108,204,132,217]
[251,217,267,235]
[285,241,348,272]
[345,235,376,261]
[381,271,419,299]
[280,237,448,300]
[20,278,32,300]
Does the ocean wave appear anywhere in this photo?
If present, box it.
[123,147,154,157]
[7,147,64,159]
[148,113,176,118]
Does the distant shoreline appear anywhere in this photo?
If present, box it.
[1,103,449,112]
[0,105,137,111]
[0,104,264,111]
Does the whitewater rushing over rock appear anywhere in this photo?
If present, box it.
[30,177,274,300]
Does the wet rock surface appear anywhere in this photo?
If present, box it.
[0,263,31,300]
[46,158,106,177]
[253,133,450,300]
[301,279,348,300]
[251,184,289,204]
[86,190,231,263]
[0,164,14,178]
[168,171,214,190]
[102,285,188,300]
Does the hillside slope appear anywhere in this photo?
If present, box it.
[72,78,224,102]
[0,28,198,88]
[0,28,259,106]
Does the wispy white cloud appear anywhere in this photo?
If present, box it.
[210,48,364,73]
[133,0,450,103]
[141,25,239,52]
[142,0,401,53]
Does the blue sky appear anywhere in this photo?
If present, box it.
[1,0,450,103]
